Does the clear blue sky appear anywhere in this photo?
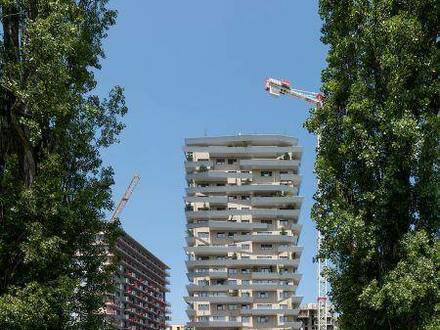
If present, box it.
[97,0,326,324]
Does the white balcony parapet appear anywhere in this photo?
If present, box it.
[186,258,300,269]
[184,145,302,159]
[186,283,299,292]
[250,196,303,207]
[185,245,243,255]
[184,196,228,204]
[185,135,298,147]
[186,172,252,182]
[186,184,299,195]
[188,220,268,230]
[187,320,242,328]
[240,159,300,170]
[185,208,301,220]
[184,296,253,304]
[241,308,300,316]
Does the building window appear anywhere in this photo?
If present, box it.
[261,244,273,250]
[228,159,237,165]
[257,316,269,323]
[261,171,272,177]
[258,291,269,298]
[216,159,225,165]
[198,304,209,311]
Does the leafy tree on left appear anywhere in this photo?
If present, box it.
[0,1,127,329]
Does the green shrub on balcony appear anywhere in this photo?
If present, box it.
[198,165,208,172]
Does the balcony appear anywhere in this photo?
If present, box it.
[186,283,298,292]
[185,135,298,147]
[184,145,302,158]
[186,184,298,195]
[185,160,212,172]
[187,220,268,230]
[184,295,253,304]
[185,245,243,256]
[252,272,302,283]
[185,208,301,220]
[278,246,304,254]
[241,307,300,316]
[186,171,252,182]
[184,196,228,205]
[240,159,300,170]
[250,196,303,207]
[186,258,300,269]
[187,269,229,280]
[282,321,303,329]
[187,320,242,328]
[280,173,300,183]
[233,233,298,243]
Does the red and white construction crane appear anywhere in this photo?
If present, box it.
[265,78,328,330]
[110,174,141,223]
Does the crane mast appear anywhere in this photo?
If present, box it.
[265,78,328,330]
[110,175,141,223]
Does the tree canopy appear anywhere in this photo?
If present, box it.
[0,0,126,329]
[307,1,440,329]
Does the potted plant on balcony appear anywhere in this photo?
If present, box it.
[283,152,291,160]
[186,152,193,161]
[280,227,287,236]
[198,165,208,172]
[185,204,193,211]
[199,203,209,211]
[230,290,239,297]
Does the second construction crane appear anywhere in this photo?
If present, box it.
[110,174,141,223]
[265,78,328,330]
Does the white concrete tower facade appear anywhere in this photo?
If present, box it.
[183,135,304,330]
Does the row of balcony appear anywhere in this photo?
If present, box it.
[187,220,302,233]
[185,244,303,255]
[186,183,299,195]
[185,195,303,207]
[184,145,302,158]
[186,258,300,269]
[185,208,300,220]
[185,295,303,304]
[188,270,302,282]
[186,171,300,183]
[186,283,298,292]
[186,233,299,245]
[185,159,300,171]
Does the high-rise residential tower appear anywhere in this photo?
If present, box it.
[184,135,304,329]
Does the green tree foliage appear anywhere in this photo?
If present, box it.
[307,1,440,329]
[0,1,126,329]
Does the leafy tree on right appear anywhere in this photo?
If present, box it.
[306,1,440,329]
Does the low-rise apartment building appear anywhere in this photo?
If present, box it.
[105,231,170,330]
[184,134,304,329]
